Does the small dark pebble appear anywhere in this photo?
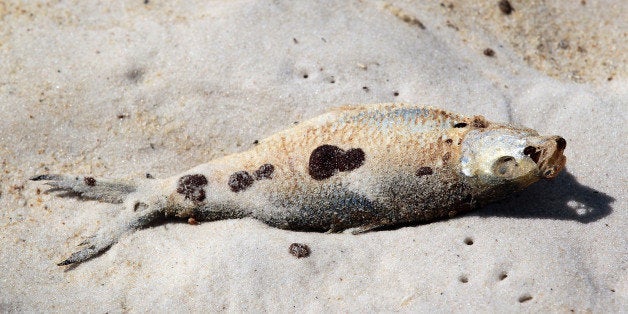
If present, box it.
[518,294,533,303]
[498,0,514,15]
[254,163,275,180]
[289,243,310,258]
[84,177,96,186]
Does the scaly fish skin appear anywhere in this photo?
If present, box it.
[32,103,567,265]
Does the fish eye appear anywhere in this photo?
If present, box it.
[492,156,517,177]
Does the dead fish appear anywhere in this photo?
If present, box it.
[31,103,567,265]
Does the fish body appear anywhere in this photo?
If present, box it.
[32,103,567,265]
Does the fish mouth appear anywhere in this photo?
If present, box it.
[523,136,567,179]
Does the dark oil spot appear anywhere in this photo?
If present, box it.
[254,164,275,180]
[483,48,495,57]
[416,166,433,176]
[337,148,365,172]
[556,137,567,150]
[308,145,343,180]
[177,174,208,202]
[498,0,514,15]
[453,122,467,128]
[228,171,254,192]
[289,243,310,258]
[308,145,365,180]
[472,116,489,128]
[445,139,453,144]
[84,177,96,186]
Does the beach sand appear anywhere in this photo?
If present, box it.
[0,1,625,311]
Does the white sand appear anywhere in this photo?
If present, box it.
[0,1,625,312]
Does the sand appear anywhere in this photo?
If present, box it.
[0,0,625,312]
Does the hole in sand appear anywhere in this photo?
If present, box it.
[125,67,145,83]
[459,275,468,283]
[464,237,474,245]
[393,91,399,97]
[499,272,508,280]
[302,74,309,79]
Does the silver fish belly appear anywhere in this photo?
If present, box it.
[31,103,567,265]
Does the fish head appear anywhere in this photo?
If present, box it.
[460,126,567,193]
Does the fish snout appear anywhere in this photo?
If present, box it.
[523,136,567,179]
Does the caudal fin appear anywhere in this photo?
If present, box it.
[56,209,162,266]
[31,173,164,265]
